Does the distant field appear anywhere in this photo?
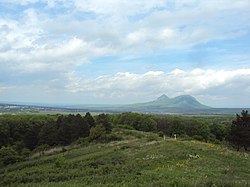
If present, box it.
[1,128,249,187]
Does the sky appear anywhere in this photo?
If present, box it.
[0,0,250,108]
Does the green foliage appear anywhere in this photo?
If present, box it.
[102,133,123,142]
[56,114,90,145]
[38,122,58,146]
[20,148,31,158]
[0,146,21,166]
[84,112,96,129]
[0,112,240,172]
[33,144,49,157]
[0,114,55,149]
[89,125,106,141]
[110,112,233,144]
[138,117,157,132]
[96,114,112,133]
[146,134,159,142]
[229,110,250,151]
[0,129,249,187]
[112,124,135,130]
[209,123,229,141]
[74,137,89,146]
[54,155,66,168]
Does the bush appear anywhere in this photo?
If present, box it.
[0,146,21,166]
[20,148,31,159]
[146,134,159,142]
[179,134,193,141]
[54,156,66,168]
[89,125,106,141]
[113,124,135,130]
[75,137,89,146]
[158,131,164,138]
[193,135,204,141]
[102,133,122,142]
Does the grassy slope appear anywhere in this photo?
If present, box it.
[1,129,249,187]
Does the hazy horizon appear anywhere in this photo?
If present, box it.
[0,1,250,108]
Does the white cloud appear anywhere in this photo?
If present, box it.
[1,68,250,107]
[1,0,249,75]
[73,0,167,16]
[63,69,250,106]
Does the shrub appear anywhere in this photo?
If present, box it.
[193,135,204,141]
[112,124,135,130]
[158,131,164,137]
[146,134,159,142]
[102,133,122,142]
[89,125,106,141]
[54,156,66,168]
[75,137,89,146]
[0,146,21,166]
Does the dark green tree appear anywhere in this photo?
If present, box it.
[229,110,250,151]
[96,114,112,133]
[23,125,41,150]
[156,118,170,134]
[84,112,96,129]
[71,114,90,140]
[57,121,72,145]
[117,112,141,130]
[0,122,10,148]
[38,122,58,146]
[138,117,157,132]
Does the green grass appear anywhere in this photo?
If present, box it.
[1,128,249,187]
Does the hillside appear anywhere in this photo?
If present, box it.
[1,128,249,187]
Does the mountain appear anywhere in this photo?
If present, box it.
[155,94,170,102]
[120,94,211,113]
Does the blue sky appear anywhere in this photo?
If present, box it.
[0,0,250,107]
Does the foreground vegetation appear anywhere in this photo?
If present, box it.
[0,112,249,186]
[0,127,249,186]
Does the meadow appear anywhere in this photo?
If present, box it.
[1,127,249,187]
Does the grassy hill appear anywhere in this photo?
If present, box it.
[1,128,249,187]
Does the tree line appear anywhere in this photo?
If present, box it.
[0,113,114,166]
[110,112,230,142]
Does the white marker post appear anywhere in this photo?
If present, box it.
[174,134,177,140]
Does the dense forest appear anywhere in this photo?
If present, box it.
[0,111,249,167]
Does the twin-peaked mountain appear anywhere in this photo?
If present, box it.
[120,94,211,113]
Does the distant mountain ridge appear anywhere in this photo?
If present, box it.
[153,94,210,109]
[121,94,211,113]
[1,95,249,114]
